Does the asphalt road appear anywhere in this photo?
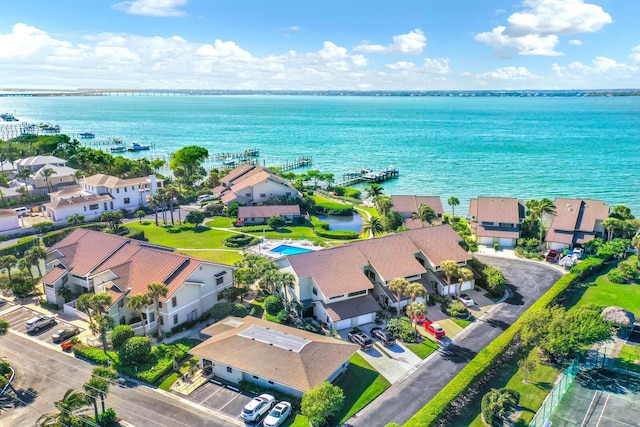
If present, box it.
[0,332,243,427]
[348,256,563,427]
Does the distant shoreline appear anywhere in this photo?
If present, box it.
[1,89,640,97]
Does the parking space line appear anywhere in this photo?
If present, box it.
[218,392,242,412]
[200,385,225,405]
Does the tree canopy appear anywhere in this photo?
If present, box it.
[169,145,208,186]
[301,382,345,427]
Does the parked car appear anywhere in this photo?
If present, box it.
[424,321,446,339]
[263,401,292,427]
[545,249,561,263]
[572,247,584,259]
[458,293,475,307]
[197,194,215,203]
[370,327,396,346]
[52,327,80,342]
[0,298,6,306]
[241,393,275,422]
[60,340,74,352]
[347,328,374,350]
[25,315,55,333]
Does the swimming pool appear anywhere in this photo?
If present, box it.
[270,244,314,255]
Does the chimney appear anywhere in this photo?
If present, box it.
[149,175,157,194]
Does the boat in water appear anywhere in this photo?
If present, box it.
[39,123,60,133]
[127,142,150,151]
[110,146,126,153]
[79,132,95,138]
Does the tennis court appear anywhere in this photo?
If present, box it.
[549,369,640,427]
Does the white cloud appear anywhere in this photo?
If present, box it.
[112,0,188,17]
[386,61,416,71]
[354,29,426,54]
[568,39,582,46]
[630,45,640,63]
[422,58,450,74]
[475,0,611,56]
[550,54,639,87]
[351,55,368,67]
[476,66,541,81]
[288,25,302,32]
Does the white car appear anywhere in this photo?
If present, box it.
[458,293,475,307]
[197,194,215,203]
[25,315,55,332]
[241,393,275,422]
[263,401,292,427]
[572,248,584,259]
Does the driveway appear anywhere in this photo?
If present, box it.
[1,305,85,348]
[348,256,563,426]
[183,380,257,425]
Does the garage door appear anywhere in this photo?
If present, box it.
[357,313,373,326]
[499,238,514,247]
[335,319,352,330]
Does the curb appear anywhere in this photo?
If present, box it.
[0,366,15,398]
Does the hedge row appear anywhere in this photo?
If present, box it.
[0,236,39,258]
[314,229,360,240]
[223,234,258,248]
[125,227,146,241]
[405,257,605,427]
[314,199,354,216]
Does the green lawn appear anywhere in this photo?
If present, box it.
[206,216,236,228]
[452,317,474,328]
[615,344,640,373]
[127,222,237,249]
[177,249,243,265]
[563,262,640,317]
[356,205,380,219]
[455,348,561,427]
[405,340,440,359]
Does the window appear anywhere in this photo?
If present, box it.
[116,188,120,194]
[253,375,259,380]
[118,299,124,309]
[172,296,177,307]
[268,380,274,385]
[216,276,224,286]
[83,206,87,211]
[215,271,227,278]
[498,222,513,228]
[89,204,98,210]
[110,201,113,209]
[124,197,130,204]
[124,187,127,192]
[329,294,343,300]
[226,366,232,373]
[103,203,107,210]
[131,186,135,191]
[365,270,375,280]
[259,193,266,198]
[245,193,251,197]
[312,287,317,296]
[159,316,164,325]
[173,314,178,324]
[158,301,162,308]
[348,290,367,297]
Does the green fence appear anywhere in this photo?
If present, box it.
[529,358,579,427]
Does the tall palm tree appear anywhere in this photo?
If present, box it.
[364,183,384,200]
[37,388,90,427]
[16,168,33,196]
[147,282,169,339]
[0,254,18,281]
[388,278,409,317]
[17,258,33,279]
[374,195,393,216]
[456,267,475,298]
[260,269,280,294]
[76,294,95,326]
[405,281,427,302]
[25,246,47,277]
[405,302,428,336]
[413,204,437,226]
[526,198,556,228]
[92,314,114,353]
[276,271,296,307]
[363,216,384,237]
[602,217,621,242]
[41,167,58,193]
[149,194,162,226]
[90,292,112,317]
[127,293,152,336]
[163,185,180,225]
[440,260,460,294]
[447,196,460,219]
[83,377,108,421]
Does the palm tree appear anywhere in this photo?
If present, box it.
[633,234,640,259]
[91,292,112,316]
[0,173,9,205]
[440,260,460,294]
[67,213,85,226]
[0,254,18,281]
[135,209,146,223]
[260,269,280,294]
[456,267,474,298]
[388,278,409,317]
[147,282,169,339]
[276,271,296,307]
[84,377,108,421]
[17,258,33,278]
[447,196,460,219]
[76,294,95,327]
[374,195,393,216]
[526,198,556,228]
[413,204,437,226]
[41,167,58,193]
[164,185,180,225]
[405,302,427,336]
[149,194,162,226]
[481,388,520,426]
[26,246,47,278]
[364,183,384,200]
[127,293,152,336]
[405,281,427,302]
[37,388,90,427]
[602,217,621,242]
[363,216,384,237]
[92,314,114,352]
[0,318,8,336]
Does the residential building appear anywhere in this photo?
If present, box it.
[391,195,445,229]
[0,209,20,231]
[30,164,78,195]
[16,155,68,172]
[278,225,472,330]
[544,198,610,250]
[41,229,235,335]
[469,196,525,247]
[44,173,162,222]
[213,165,301,206]
[237,205,303,225]
[189,316,357,398]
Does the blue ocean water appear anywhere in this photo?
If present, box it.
[1,95,638,215]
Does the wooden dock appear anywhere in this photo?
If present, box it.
[335,166,399,186]
[278,156,312,172]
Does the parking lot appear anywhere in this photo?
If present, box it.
[182,379,265,426]
[1,305,85,346]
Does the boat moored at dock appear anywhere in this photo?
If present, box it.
[127,142,151,151]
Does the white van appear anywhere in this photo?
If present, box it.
[197,195,215,203]
[13,207,29,217]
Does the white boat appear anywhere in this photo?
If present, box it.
[127,142,150,151]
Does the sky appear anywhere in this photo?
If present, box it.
[1,0,639,90]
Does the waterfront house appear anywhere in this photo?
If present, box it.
[213,165,301,206]
[544,198,610,250]
[15,155,68,172]
[469,196,525,247]
[41,229,235,335]
[15,156,78,196]
[391,195,444,229]
[237,205,303,226]
[44,173,162,222]
[277,225,472,330]
[189,316,357,398]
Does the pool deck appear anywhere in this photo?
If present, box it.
[245,238,322,259]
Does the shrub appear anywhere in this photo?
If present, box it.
[223,234,258,248]
[231,303,248,317]
[482,388,520,426]
[210,302,237,320]
[276,310,290,323]
[315,229,360,240]
[73,344,116,365]
[314,220,330,231]
[110,325,135,350]
[0,236,39,258]
[484,267,507,297]
[119,336,153,366]
[267,216,286,229]
[608,269,627,284]
[493,242,499,251]
[125,228,146,241]
[443,299,469,318]
[97,408,117,426]
[264,294,284,316]
[386,317,418,343]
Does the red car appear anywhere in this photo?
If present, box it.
[545,250,560,263]
[424,321,446,339]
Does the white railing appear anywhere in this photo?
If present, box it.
[63,299,89,321]
[129,319,157,336]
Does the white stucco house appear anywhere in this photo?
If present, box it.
[189,316,357,398]
[41,229,235,335]
[469,196,525,247]
[213,165,301,206]
[278,225,473,330]
[0,209,20,232]
[44,173,162,222]
[15,156,78,196]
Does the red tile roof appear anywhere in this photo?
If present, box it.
[322,293,381,322]
[475,224,520,239]
[356,234,427,282]
[472,197,521,224]
[391,195,444,216]
[238,204,301,219]
[220,165,263,185]
[546,198,609,246]
[41,265,67,284]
